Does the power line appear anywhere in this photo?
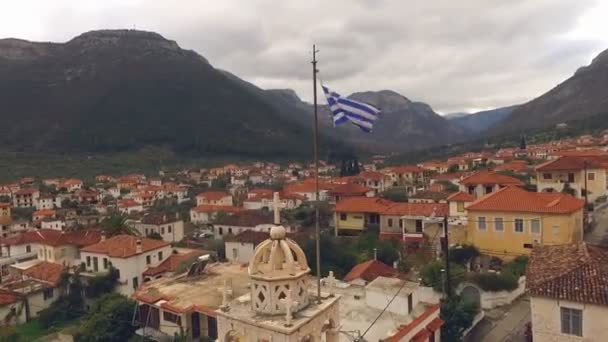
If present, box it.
[359,275,409,340]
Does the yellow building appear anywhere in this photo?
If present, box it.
[535,155,607,203]
[334,197,393,236]
[465,186,584,259]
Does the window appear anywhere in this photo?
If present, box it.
[415,220,423,233]
[514,219,524,233]
[93,257,98,272]
[228,227,233,234]
[468,186,475,195]
[43,288,54,300]
[168,225,172,233]
[163,311,182,326]
[478,217,486,231]
[588,172,595,181]
[399,219,403,228]
[340,213,347,221]
[161,227,165,234]
[561,307,582,336]
[553,225,560,235]
[494,218,504,232]
[484,186,493,194]
[86,256,91,267]
[103,258,108,269]
[218,227,223,235]
[158,251,163,260]
[132,276,139,290]
[387,218,393,227]
[543,173,552,180]
[568,173,575,183]
[146,255,151,265]
[531,219,541,234]
[457,202,464,213]
[26,245,31,253]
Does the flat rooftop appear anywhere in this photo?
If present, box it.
[134,262,251,312]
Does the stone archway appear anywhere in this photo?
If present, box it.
[461,284,481,309]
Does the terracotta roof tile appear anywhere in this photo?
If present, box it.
[224,230,269,244]
[460,171,524,186]
[447,191,476,202]
[335,197,394,213]
[343,260,399,282]
[383,304,440,342]
[196,191,231,201]
[0,289,20,306]
[191,205,243,214]
[527,243,608,306]
[214,210,273,226]
[536,155,608,171]
[0,229,101,247]
[381,202,448,217]
[466,186,584,214]
[143,250,204,277]
[328,183,372,196]
[81,235,169,258]
[23,261,66,286]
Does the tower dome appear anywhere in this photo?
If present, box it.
[247,192,311,315]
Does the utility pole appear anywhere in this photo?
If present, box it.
[583,159,589,207]
[312,44,322,303]
[443,215,451,298]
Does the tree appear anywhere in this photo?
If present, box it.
[440,296,477,342]
[379,188,408,202]
[420,260,465,293]
[38,271,85,328]
[74,293,137,342]
[100,213,138,236]
[449,244,480,265]
[447,164,460,173]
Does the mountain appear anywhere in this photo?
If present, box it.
[491,48,608,135]
[448,105,519,133]
[265,89,468,152]
[444,112,470,119]
[0,30,318,158]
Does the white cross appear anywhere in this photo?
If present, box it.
[279,288,299,326]
[272,192,286,225]
[326,271,337,297]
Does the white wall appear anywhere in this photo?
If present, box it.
[225,241,255,264]
[531,297,608,342]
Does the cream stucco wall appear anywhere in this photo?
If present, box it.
[225,241,255,264]
[531,296,608,342]
[536,168,606,202]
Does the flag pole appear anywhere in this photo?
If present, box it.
[312,44,322,303]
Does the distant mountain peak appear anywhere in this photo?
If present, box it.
[348,90,413,111]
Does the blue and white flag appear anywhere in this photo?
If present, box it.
[322,85,381,133]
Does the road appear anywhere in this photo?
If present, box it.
[465,295,530,342]
[586,204,608,246]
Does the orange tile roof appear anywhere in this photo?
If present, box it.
[0,289,20,306]
[459,171,524,186]
[224,230,269,245]
[382,165,425,174]
[527,243,608,306]
[23,261,66,286]
[328,183,372,196]
[359,171,386,181]
[343,260,399,282]
[191,205,242,214]
[466,186,584,214]
[447,191,476,202]
[196,191,231,201]
[494,160,530,173]
[536,155,608,171]
[118,199,141,208]
[81,235,169,258]
[381,202,448,217]
[334,197,394,213]
[143,250,204,277]
[384,304,440,342]
[0,229,101,247]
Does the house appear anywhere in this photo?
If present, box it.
[408,191,452,204]
[343,259,399,286]
[80,235,172,296]
[0,203,10,239]
[190,205,243,224]
[33,209,55,224]
[242,191,303,211]
[381,166,426,189]
[283,180,330,201]
[60,178,83,192]
[118,199,143,215]
[224,230,268,263]
[527,243,608,342]
[132,213,185,243]
[12,188,40,208]
[195,191,233,206]
[334,197,394,236]
[358,171,392,193]
[35,194,60,210]
[40,217,65,230]
[459,171,524,198]
[379,202,448,252]
[493,160,530,174]
[466,186,584,258]
[0,289,26,325]
[446,192,476,232]
[328,183,374,203]
[4,261,64,319]
[211,210,279,239]
[535,155,608,202]
[141,249,204,282]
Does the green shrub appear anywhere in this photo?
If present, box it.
[449,244,480,265]
[420,260,465,292]
[503,256,528,277]
[471,272,518,292]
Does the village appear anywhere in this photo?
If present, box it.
[0,131,606,342]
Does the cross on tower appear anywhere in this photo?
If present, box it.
[279,288,299,327]
[272,192,286,225]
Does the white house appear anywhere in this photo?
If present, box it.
[80,235,172,296]
[12,188,40,208]
[40,218,65,231]
[190,205,242,224]
[224,230,268,263]
[118,199,143,215]
[35,195,61,210]
[195,191,233,206]
[132,213,185,243]
[527,242,608,342]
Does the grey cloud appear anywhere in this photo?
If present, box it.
[0,0,605,113]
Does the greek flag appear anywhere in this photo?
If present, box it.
[322,85,381,133]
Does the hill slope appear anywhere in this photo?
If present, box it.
[491,48,608,134]
[449,105,518,133]
[0,30,315,157]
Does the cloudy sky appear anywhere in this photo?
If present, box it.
[2,0,607,113]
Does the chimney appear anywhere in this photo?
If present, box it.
[101,231,106,242]
[135,238,142,254]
